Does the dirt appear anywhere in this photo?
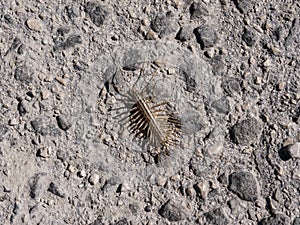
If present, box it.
[0,0,299,224]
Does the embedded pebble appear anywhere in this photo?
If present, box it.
[286,142,300,158]
[36,147,51,158]
[78,170,87,178]
[56,115,72,131]
[277,82,286,91]
[85,2,108,27]
[88,173,100,185]
[26,18,42,31]
[159,199,190,221]
[151,13,177,37]
[195,181,209,199]
[204,208,229,225]
[190,2,209,18]
[242,28,256,47]
[211,97,230,114]
[67,164,76,173]
[176,26,193,41]
[47,182,65,198]
[194,25,218,49]
[231,118,262,146]
[229,171,259,202]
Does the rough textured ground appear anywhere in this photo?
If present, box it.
[0,0,299,224]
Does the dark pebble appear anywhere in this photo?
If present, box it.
[258,214,289,225]
[17,44,26,55]
[233,0,254,14]
[229,171,259,202]
[222,77,241,96]
[56,115,72,131]
[194,25,218,49]
[14,65,32,83]
[129,203,139,215]
[210,55,225,74]
[159,199,190,221]
[176,26,193,41]
[54,35,82,51]
[113,218,129,225]
[211,97,230,114]
[64,35,82,48]
[48,182,65,198]
[29,173,47,199]
[189,2,209,19]
[230,118,262,146]
[31,117,61,136]
[205,208,229,225]
[57,27,70,36]
[151,12,177,37]
[102,177,120,192]
[4,14,14,24]
[9,38,22,52]
[85,2,108,27]
[217,173,228,185]
[17,101,27,116]
[242,28,256,47]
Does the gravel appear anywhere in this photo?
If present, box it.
[0,0,299,224]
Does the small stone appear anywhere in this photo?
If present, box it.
[26,18,42,31]
[277,82,286,91]
[204,48,215,58]
[56,115,72,131]
[194,25,218,49]
[119,181,133,192]
[36,147,51,158]
[151,13,177,37]
[229,171,259,202]
[242,28,256,47]
[156,176,167,186]
[88,174,100,185]
[14,65,32,83]
[255,76,262,85]
[85,2,108,27]
[189,2,209,18]
[186,185,196,197]
[263,58,273,67]
[48,182,65,198]
[159,199,190,221]
[287,142,300,158]
[29,173,47,199]
[78,170,87,178]
[258,214,289,225]
[205,208,229,225]
[67,164,76,173]
[17,101,27,116]
[231,118,262,146]
[9,118,18,126]
[55,77,67,86]
[194,181,209,199]
[211,97,230,114]
[233,0,254,14]
[176,26,193,41]
[146,30,158,40]
[41,90,50,100]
